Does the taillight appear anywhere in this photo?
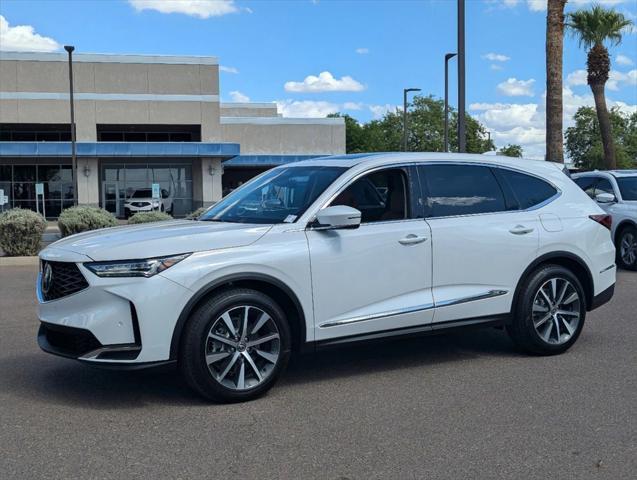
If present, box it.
[589,214,612,231]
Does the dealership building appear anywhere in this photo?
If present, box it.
[0,51,345,218]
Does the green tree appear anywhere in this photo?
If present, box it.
[565,106,637,170]
[498,144,524,157]
[567,6,632,169]
[334,95,494,154]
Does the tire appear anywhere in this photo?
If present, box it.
[179,288,291,403]
[160,204,165,212]
[507,264,586,355]
[616,225,637,271]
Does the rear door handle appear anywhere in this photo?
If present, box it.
[509,225,534,235]
[399,234,428,245]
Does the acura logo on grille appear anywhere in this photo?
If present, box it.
[42,263,53,295]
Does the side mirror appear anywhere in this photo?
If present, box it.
[595,192,616,204]
[315,205,361,230]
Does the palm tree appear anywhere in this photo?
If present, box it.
[567,5,632,170]
[546,0,567,164]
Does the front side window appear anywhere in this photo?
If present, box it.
[420,164,506,217]
[496,169,558,210]
[574,177,599,198]
[617,177,637,201]
[594,178,615,197]
[330,168,408,223]
[200,166,346,224]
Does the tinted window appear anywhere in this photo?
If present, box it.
[496,169,558,210]
[131,189,153,198]
[421,165,506,217]
[594,178,615,196]
[617,177,637,201]
[331,169,408,223]
[574,177,598,198]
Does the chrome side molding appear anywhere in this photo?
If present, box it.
[318,289,509,329]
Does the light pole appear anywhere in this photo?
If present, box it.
[64,45,78,206]
[457,0,466,153]
[444,52,457,152]
[403,88,421,152]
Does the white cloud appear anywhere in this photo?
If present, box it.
[0,15,59,52]
[229,90,250,102]
[219,65,239,74]
[284,71,365,93]
[355,48,369,55]
[128,0,240,18]
[470,86,636,159]
[496,0,629,12]
[566,69,588,86]
[497,77,536,97]
[616,54,634,66]
[368,104,400,119]
[482,52,510,62]
[343,102,363,110]
[276,100,340,117]
[490,64,504,71]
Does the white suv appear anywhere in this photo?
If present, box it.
[572,170,637,270]
[124,188,173,218]
[37,153,616,402]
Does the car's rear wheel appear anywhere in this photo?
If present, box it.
[617,225,637,271]
[179,288,291,403]
[508,265,586,355]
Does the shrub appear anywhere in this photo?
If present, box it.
[186,207,208,220]
[128,211,173,224]
[58,206,117,237]
[0,208,47,256]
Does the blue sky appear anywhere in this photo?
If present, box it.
[1,0,636,157]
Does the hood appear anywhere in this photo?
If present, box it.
[46,220,271,261]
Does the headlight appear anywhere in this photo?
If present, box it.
[85,253,190,278]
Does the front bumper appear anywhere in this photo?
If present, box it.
[37,261,193,365]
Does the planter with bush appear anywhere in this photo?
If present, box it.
[58,206,118,237]
[186,207,208,220]
[0,208,47,256]
[128,211,173,224]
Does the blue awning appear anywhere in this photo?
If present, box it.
[0,141,240,158]
[224,154,327,167]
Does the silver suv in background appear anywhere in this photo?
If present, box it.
[572,170,637,270]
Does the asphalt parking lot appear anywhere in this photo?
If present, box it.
[1,265,635,479]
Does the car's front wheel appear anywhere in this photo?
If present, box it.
[508,265,586,355]
[617,225,637,271]
[179,288,291,403]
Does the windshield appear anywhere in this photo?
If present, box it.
[131,189,152,198]
[199,166,346,224]
[617,177,637,201]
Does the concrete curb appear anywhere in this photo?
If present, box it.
[0,256,39,266]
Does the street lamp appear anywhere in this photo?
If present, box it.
[457,0,466,153]
[64,45,78,206]
[444,52,457,152]
[403,88,421,152]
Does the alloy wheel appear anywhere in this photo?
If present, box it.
[205,305,280,390]
[531,278,581,345]
[620,232,637,267]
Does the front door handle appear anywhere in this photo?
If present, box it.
[399,234,428,245]
[509,225,534,235]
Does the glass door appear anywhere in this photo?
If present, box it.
[102,181,123,217]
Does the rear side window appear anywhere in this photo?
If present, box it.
[420,165,506,217]
[495,169,558,210]
[594,178,615,196]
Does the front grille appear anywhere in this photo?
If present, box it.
[132,202,150,207]
[41,261,89,301]
[39,322,102,358]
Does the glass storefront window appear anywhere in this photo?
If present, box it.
[101,162,193,218]
[0,163,73,218]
